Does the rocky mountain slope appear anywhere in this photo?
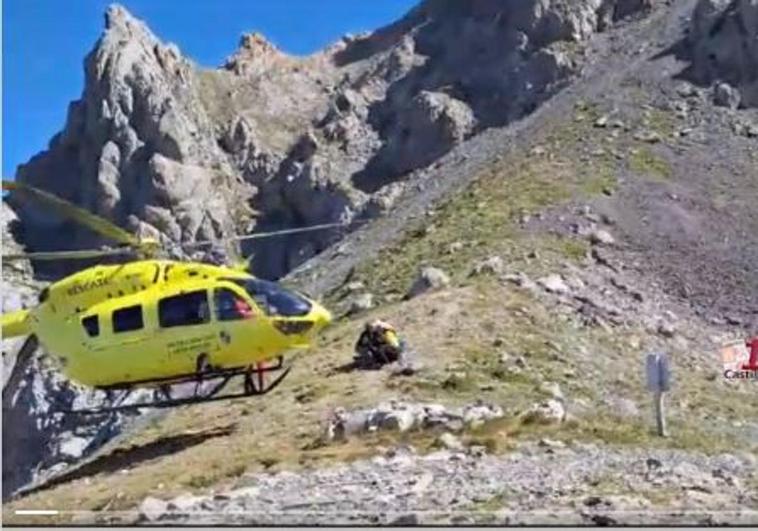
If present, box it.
[8,0,657,279]
[3,0,758,526]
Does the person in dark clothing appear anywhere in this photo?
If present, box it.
[354,319,405,367]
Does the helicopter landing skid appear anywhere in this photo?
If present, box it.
[59,358,291,415]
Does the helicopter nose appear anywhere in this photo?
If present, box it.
[312,302,332,329]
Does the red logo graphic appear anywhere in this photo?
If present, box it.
[721,337,758,380]
[743,338,758,371]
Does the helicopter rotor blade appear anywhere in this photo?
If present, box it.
[2,248,135,262]
[182,222,348,250]
[3,180,141,248]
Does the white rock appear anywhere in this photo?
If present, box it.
[589,229,615,246]
[462,403,504,428]
[537,274,570,295]
[58,436,90,459]
[348,293,374,314]
[521,399,566,424]
[406,267,451,299]
[470,256,505,276]
[437,432,464,451]
[139,497,169,522]
[538,438,567,449]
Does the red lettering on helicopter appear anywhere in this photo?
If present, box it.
[67,277,111,296]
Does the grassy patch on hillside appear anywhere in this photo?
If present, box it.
[628,146,672,181]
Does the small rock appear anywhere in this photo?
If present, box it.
[462,402,504,428]
[713,81,740,109]
[376,406,417,433]
[436,432,464,451]
[594,115,609,128]
[348,293,374,314]
[502,272,536,290]
[589,229,615,246]
[406,267,450,299]
[676,83,697,98]
[538,438,566,449]
[537,274,570,295]
[448,241,464,254]
[139,497,168,522]
[521,399,566,425]
[470,256,505,276]
[634,130,661,143]
[167,494,203,512]
[657,320,676,338]
[565,276,586,291]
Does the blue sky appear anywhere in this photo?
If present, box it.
[2,0,417,179]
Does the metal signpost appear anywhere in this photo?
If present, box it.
[645,352,671,437]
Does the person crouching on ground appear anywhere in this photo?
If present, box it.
[354,319,406,368]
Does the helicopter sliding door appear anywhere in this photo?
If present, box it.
[155,288,222,377]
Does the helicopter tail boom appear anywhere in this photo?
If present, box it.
[1,309,32,338]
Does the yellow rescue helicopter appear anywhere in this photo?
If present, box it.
[1,179,338,414]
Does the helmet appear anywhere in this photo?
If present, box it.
[370,319,394,331]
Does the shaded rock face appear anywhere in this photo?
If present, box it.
[687,0,758,107]
[8,0,651,279]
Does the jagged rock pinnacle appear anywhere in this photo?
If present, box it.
[105,3,139,31]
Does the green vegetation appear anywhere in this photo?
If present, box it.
[644,107,676,138]
[628,147,672,181]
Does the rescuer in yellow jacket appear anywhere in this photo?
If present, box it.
[355,319,405,367]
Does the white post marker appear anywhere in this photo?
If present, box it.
[645,352,671,437]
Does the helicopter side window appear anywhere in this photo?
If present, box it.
[112,305,144,333]
[214,288,253,321]
[158,290,210,328]
[81,315,99,337]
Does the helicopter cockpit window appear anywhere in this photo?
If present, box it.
[113,305,144,333]
[158,290,210,328]
[228,278,311,317]
[214,288,253,321]
[82,315,99,337]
